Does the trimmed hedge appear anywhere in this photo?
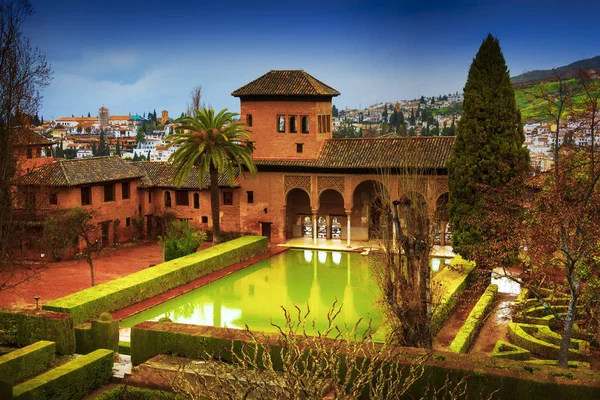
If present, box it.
[449,284,498,353]
[0,341,55,385]
[43,236,268,325]
[75,318,119,354]
[94,384,185,399]
[0,309,75,355]
[492,340,531,360]
[12,348,114,399]
[430,255,477,334]
[526,359,590,369]
[508,323,590,361]
[130,321,600,400]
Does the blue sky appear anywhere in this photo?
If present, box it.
[25,0,600,120]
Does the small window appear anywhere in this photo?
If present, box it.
[81,187,91,206]
[277,115,285,133]
[176,190,189,206]
[223,191,233,206]
[201,216,209,223]
[126,217,131,227]
[326,115,331,133]
[246,114,252,127]
[26,147,33,159]
[148,190,152,203]
[296,143,303,153]
[318,115,323,133]
[49,192,58,205]
[301,116,309,133]
[193,193,200,209]
[290,116,297,133]
[122,182,130,200]
[165,191,172,208]
[104,183,115,202]
[247,191,254,204]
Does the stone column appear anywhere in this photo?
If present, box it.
[312,210,318,245]
[346,210,352,248]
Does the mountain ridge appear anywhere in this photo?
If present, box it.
[511,55,600,85]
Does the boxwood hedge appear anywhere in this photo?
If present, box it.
[43,236,268,325]
[0,309,75,355]
[492,340,531,361]
[0,341,55,385]
[508,323,590,361]
[12,348,113,399]
[449,284,498,353]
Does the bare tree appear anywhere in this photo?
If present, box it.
[0,0,52,292]
[185,85,202,117]
[368,169,437,348]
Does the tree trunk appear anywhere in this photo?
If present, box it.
[210,166,221,244]
[558,279,579,368]
[87,254,95,287]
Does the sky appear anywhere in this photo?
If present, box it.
[23,0,600,120]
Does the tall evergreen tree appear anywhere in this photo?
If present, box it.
[447,34,529,257]
[97,130,108,156]
[115,139,121,157]
[87,112,91,117]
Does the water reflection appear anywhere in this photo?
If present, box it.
[121,249,381,335]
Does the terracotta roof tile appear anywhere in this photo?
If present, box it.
[135,162,239,190]
[14,128,54,146]
[232,70,340,97]
[18,156,145,187]
[254,137,455,169]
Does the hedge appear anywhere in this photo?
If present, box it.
[75,318,119,354]
[0,341,55,385]
[12,348,114,399]
[508,323,590,361]
[525,359,590,369]
[449,284,498,353]
[0,309,75,355]
[430,255,477,334]
[492,340,531,361]
[130,321,600,400]
[119,341,131,355]
[43,236,268,325]
[94,384,185,399]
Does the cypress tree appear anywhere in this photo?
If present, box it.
[115,139,121,157]
[448,34,529,257]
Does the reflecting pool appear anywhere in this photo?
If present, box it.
[121,250,382,335]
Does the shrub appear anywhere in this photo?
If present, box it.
[159,220,207,262]
[0,341,55,384]
[12,349,113,399]
[0,309,75,355]
[449,284,498,353]
[43,213,76,261]
[491,340,531,360]
[94,384,184,399]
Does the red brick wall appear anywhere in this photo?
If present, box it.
[240,98,332,159]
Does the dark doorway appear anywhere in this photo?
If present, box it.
[260,222,272,241]
[101,222,110,248]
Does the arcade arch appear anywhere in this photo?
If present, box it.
[285,188,312,239]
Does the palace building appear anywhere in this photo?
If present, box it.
[16,70,454,255]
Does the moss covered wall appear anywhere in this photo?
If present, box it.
[0,309,75,355]
[42,236,268,325]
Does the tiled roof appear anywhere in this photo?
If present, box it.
[135,162,240,189]
[254,137,455,169]
[14,129,54,146]
[18,156,145,187]
[232,70,340,97]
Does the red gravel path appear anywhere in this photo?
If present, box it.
[0,241,166,309]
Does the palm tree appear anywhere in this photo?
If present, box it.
[168,108,256,244]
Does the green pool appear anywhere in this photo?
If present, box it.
[120,249,382,335]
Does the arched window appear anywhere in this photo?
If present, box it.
[277,115,285,132]
[290,116,297,133]
[246,114,252,127]
[164,191,172,208]
[193,193,200,209]
[301,116,309,133]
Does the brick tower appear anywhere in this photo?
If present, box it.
[232,70,339,159]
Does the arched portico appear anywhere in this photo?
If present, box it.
[432,192,450,246]
[351,180,390,241]
[316,189,345,240]
[285,188,312,239]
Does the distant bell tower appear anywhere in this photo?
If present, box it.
[161,110,169,125]
[232,70,340,159]
[98,106,110,128]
